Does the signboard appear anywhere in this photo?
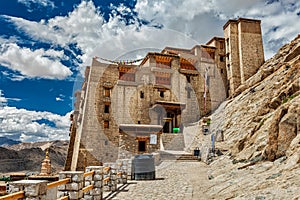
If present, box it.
[150,134,157,144]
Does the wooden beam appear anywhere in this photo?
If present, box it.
[103,167,111,172]
[83,171,95,177]
[47,178,70,189]
[82,185,94,193]
[103,177,110,182]
[57,196,69,200]
[0,191,25,200]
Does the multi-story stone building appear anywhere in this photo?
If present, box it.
[65,18,264,171]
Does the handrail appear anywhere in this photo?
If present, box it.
[83,170,95,177]
[103,177,110,182]
[57,196,69,200]
[82,185,93,193]
[0,191,25,200]
[104,167,111,172]
[47,178,70,189]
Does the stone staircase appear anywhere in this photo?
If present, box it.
[161,133,185,151]
[159,151,199,162]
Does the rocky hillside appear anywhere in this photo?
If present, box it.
[210,34,300,164]
[0,140,68,174]
[188,35,300,199]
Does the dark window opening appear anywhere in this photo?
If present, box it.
[220,56,224,62]
[226,53,230,59]
[138,121,141,124]
[163,121,170,133]
[186,76,191,83]
[104,105,110,113]
[140,91,144,98]
[220,41,225,49]
[104,120,109,128]
[187,90,191,99]
[138,141,146,152]
[160,91,164,98]
[221,69,224,74]
[104,140,108,145]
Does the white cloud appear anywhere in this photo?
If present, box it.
[55,94,65,102]
[3,0,300,77]
[18,0,55,10]
[0,106,71,142]
[0,43,72,79]
[55,97,63,101]
[134,0,300,59]
[0,90,7,106]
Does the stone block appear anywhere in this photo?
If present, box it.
[68,191,83,200]
[57,191,67,198]
[91,187,102,196]
[94,181,102,188]
[57,184,65,190]
[85,181,91,186]
[10,180,47,197]
[9,185,19,193]
[72,174,84,183]
[59,171,84,182]
[94,174,103,181]
[91,195,102,200]
[94,169,103,174]
[85,175,92,181]
[65,182,83,191]
[103,185,111,192]
[83,194,93,200]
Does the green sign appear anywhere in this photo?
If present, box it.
[173,127,180,133]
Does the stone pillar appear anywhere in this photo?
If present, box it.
[116,160,128,184]
[9,180,47,200]
[103,163,117,192]
[84,166,103,200]
[127,158,133,180]
[57,171,84,200]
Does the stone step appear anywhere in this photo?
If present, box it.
[159,151,199,162]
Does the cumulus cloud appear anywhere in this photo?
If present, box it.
[3,0,300,73]
[5,1,199,75]
[0,43,72,79]
[0,106,71,142]
[134,0,300,58]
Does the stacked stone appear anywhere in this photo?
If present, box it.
[127,159,133,180]
[84,166,104,200]
[58,171,84,200]
[103,163,117,192]
[116,159,128,184]
[9,180,47,200]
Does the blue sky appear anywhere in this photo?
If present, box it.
[0,0,299,142]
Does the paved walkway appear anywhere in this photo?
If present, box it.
[103,161,211,200]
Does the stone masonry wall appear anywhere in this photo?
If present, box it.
[238,20,264,83]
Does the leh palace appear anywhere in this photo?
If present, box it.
[65,17,265,171]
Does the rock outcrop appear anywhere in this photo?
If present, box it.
[186,34,300,199]
[208,35,300,164]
